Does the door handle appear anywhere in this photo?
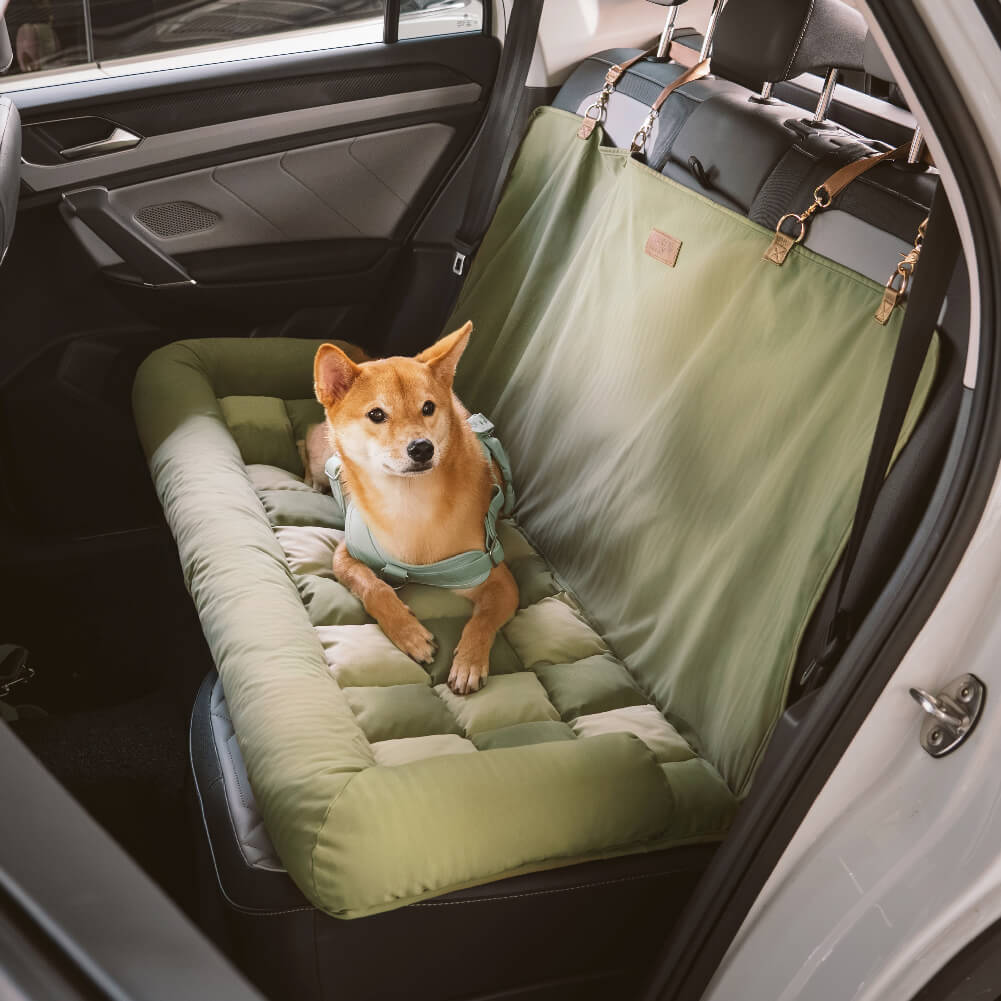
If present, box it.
[61,187,195,288]
[60,127,141,160]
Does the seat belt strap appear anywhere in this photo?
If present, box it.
[451,0,546,277]
[803,184,960,691]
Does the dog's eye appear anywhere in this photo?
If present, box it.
[367,408,386,424]
[422,400,435,417]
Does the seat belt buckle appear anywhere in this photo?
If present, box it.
[451,238,479,277]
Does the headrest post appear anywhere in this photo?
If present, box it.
[699,0,727,62]
[656,6,679,59]
[908,126,925,165]
[810,67,840,125]
[760,81,773,100]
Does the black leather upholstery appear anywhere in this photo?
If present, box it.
[666,89,803,209]
[0,96,20,266]
[748,128,936,241]
[553,48,937,248]
[714,0,866,89]
[191,673,716,1001]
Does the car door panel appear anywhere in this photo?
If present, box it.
[0,29,497,537]
[61,119,459,284]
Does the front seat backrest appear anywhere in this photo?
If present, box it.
[0,17,11,76]
[0,94,20,267]
[0,13,21,268]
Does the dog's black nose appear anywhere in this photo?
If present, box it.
[407,439,434,464]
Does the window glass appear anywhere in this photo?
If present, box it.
[90,0,385,62]
[3,0,89,75]
[1,0,483,76]
[399,0,483,40]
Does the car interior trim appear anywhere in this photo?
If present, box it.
[20,83,481,193]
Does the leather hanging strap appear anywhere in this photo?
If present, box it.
[764,142,910,265]
[578,47,657,139]
[606,47,658,87]
[651,57,712,115]
[815,142,910,201]
[629,59,711,155]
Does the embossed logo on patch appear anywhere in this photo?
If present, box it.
[645,229,682,267]
[763,231,796,266]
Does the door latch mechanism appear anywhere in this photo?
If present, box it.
[909,673,985,758]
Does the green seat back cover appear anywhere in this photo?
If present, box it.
[451,107,936,795]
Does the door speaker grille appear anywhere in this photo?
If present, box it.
[134,201,220,238]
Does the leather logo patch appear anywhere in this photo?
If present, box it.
[763,231,796,266]
[645,229,682,267]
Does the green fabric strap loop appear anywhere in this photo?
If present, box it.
[326,413,515,589]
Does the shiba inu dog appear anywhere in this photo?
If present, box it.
[311,322,518,694]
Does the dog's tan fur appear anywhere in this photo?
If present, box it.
[312,322,518,694]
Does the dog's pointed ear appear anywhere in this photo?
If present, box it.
[416,321,473,386]
[314,343,361,409]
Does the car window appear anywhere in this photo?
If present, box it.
[1,0,483,77]
[5,0,87,74]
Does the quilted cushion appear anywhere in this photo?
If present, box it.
[134,338,736,919]
[248,440,701,763]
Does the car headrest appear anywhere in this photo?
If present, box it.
[863,31,894,83]
[0,96,21,265]
[714,0,866,89]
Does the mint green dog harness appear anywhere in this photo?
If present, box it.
[324,413,516,588]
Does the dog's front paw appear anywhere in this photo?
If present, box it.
[382,610,437,665]
[448,653,488,695]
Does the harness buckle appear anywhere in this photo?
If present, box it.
[452,252,467,276]
[467,413,495,435]
[381,564,410,588]
[487,537,504,568]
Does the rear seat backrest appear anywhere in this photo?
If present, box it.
[451,100,939,794]
[553,0,937,282]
